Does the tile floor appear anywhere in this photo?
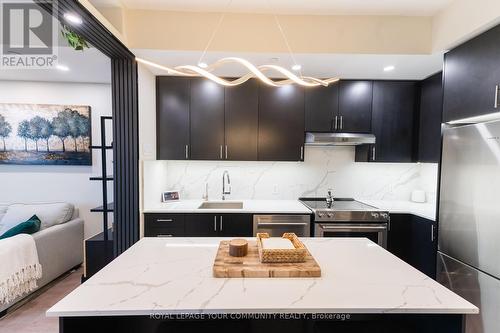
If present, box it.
[0,268,82,333]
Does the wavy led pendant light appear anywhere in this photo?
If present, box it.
[136,57,339,87]
[136,0,339,87]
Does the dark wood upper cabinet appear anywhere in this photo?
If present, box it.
[443,24,500,122]
[224,80,259,160]
[190,78,225,160]
[156,77,190,160]
[418,72,443,163]
[258,84,305,161]
[305,83,338,132]
[369,81,417,162]
[338,80,373,133]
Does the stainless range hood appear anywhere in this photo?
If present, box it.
[305,132,376,146]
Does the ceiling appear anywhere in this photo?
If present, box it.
[135,49,444,80]
[93,0,454,16]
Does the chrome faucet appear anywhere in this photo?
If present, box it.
[222,170,231,200]
[202,182,209,201]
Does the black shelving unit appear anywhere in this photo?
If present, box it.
[89,116,113,241]
[85,116,114,281]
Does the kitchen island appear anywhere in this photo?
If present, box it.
[47,237,477,333]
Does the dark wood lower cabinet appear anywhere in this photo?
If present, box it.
[185,214,219,236]
[144,213,253,237]
[144,214,186,237]
[388,214,437,278]
[84,229,113,279]
[219,214,253,237]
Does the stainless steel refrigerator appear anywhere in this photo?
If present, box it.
[437,119,500,333]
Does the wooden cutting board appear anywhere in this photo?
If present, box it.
[213,240,321,278]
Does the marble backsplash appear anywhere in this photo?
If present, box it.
[143,146,438,206]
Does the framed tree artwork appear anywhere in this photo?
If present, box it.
[0,103,92,165]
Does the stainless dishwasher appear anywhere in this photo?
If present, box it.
[253,215,311,237]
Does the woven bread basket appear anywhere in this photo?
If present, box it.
[256,232,307,263]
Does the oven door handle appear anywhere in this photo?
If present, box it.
[257,222,309,226]
[319,225,387,232]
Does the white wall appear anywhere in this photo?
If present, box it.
[432,0,500,51]
[138,64,156,237]
[143,147,438,208]
[0,80,113,238]
[138,64,156,162]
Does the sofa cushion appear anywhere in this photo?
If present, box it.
[0,215,41,240]
[0,203,74,233]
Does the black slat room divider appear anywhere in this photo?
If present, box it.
[37,0,139,255]
[111,58,139,254]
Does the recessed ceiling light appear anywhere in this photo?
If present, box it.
[198,62,208,68]
[64,13,83,25]
[292,64,302,71]
[383,65,395,72]
[56,64,70,71]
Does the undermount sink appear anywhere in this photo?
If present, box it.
[198,201,244,209]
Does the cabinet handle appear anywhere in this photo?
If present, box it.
[156,219,173,222]
[431,225,435,242]
[300,146,304,160]
[225,145,228,159]
[257,222,309,226]
[495,85,499,108]
[214,216,217,231]
[185,145,189,159]
[219,216,223,231]
[220,145,223,159]
[334,116,338,130]
[340,116,344,130]
[157,234,173,237]
[372,146,376,161]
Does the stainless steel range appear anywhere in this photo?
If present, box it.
[299,195,390,248]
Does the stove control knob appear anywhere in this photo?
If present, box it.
[380,213,389,219]
[318,212,324,218]
[327,212,334,218]
[371,212,380,218]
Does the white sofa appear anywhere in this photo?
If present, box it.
[0,203,84,313]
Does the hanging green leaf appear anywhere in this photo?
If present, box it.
[61,25,89,51]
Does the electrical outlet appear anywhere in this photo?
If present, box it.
[272,184,279,194]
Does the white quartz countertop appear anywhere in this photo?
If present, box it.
[47,237,477,317]
[356,199,436,221]
[142,199,436,221]
[142,200,312,214]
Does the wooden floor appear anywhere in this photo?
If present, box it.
[0,268,82,333]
